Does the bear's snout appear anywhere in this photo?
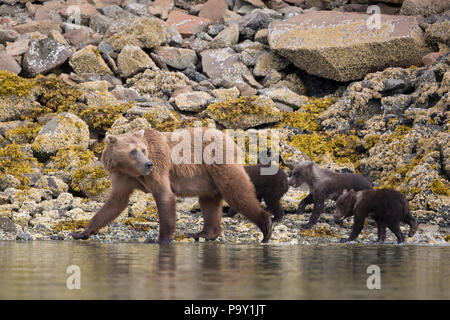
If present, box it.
[287,177,297,188]
[143,161,153,174]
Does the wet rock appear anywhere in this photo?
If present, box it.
[104,16,168,51]
[401,0,450,17]
[269,11,431,82]
[22,38,72,77]
[69,45,112,76]
[117,45,156,78]
[209,23,239,49]
[0,51,21,74]
[154,46,198,70]
[174,91,214,112]
[32,112,90,158]
[16,232,33,241]
[166,10,210,37]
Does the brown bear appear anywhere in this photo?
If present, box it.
[288,161,373,229]
[334,188,418,243]
[71,128,272,244]
[225,163,289,222]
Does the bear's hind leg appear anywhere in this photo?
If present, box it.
[265,196,285,222]
[388,223,405,243]
[376,220,386,243]
[189,196,223,241]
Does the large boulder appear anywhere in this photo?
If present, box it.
[22,38,72,77]
[104,16,168,51]
[268,11,431,82]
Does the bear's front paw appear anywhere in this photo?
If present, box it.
[71,232,89,240]
[340,238,349,243]
[301,223,313,229]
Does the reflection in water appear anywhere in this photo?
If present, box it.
[0,242,448,299]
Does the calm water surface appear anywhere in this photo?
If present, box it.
[0,241,448,299]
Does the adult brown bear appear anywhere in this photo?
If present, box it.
[71,128,272,244]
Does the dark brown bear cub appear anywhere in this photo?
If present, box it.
[334,188,418,243]
[225,163,289,222]
[288,161,372,229]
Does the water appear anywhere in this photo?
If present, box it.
[0,241,448,299]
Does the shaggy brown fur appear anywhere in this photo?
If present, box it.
[71,128,272,244]
[288,161,373,229]
[335,188,418,243]
[225,163,289,222]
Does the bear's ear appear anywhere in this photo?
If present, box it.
[105,135,118,144]
[133,129,145,139]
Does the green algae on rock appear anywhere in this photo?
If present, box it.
[206,96,281,129]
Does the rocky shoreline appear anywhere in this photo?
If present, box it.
[0,0,449,244]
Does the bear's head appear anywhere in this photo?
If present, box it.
[334,189,356,221]
[101,129,153,177]
[287,161,314,188]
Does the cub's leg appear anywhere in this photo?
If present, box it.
[302,196,324,229]
[189,195,223,241]
[71,173,137,240]
[224,196,261,218]
[295,194,313,215]
[265,195,285,222]
[341,215,365,243]
[388,222,405,244]
[404,215,417,237]
[375,220,387,243]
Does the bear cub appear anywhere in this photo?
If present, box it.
[225,163,289,222]
[334,188,418,243]
[288,161,372,228]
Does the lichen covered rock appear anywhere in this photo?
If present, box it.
[269,11,431,81]
[32,112,89,158]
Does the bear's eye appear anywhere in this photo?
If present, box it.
[130,149,137,156]
[141,149,146,154]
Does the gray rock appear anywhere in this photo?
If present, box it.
[174,91,214,112]
[117,45,156,78]
[16,232,33,241]
[0,217,16,233]
[22,38,72,77]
